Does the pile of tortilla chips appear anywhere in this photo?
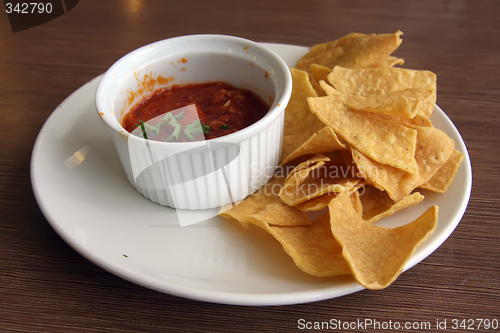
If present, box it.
[219,31,464,290]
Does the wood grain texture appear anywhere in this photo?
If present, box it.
[1,0,499,332]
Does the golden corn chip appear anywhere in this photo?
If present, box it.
[308,64,332,97]
[296,47,345,74]
[280,126,346,165]
[279,153,361,207]
[318,80,340,96]
[298,33,367,63]
[359,186,424,224]
[351,125,455,202]
[350,148,407,201]
[322,80,435,119]
[296,31,402,71]
[329,66,436,97]
[347,93,414,118]
[328,67,436,118]
[419,90,436,119]
[294,193,338,212]
[319,81,415,118]
[294,180,366,212]
[308,75,327,97]
[280,153,362,207]
[373,56,405,67]
[283,68,322,135]
[368,192,424,224]
[375,113,433,128]
[329,191,438,289]
[281,69,348,165]
[336,31,403,68]
[296,33,367,71]
[308,96,419,174]
[219,176,312,227]
[420,149,464,193]
[326,66,436,118]
[285,153,331,177]
[405,89,436,119]
[245,212,351,277]
[220,32,460,289]
[291,174,363,204]
[350,190,363,215]
[281,68,324,164]
[357,185,393,219]
[310,64,332,83]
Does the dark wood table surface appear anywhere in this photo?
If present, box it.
[1,0,499,332]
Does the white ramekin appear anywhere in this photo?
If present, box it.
[95,35,292,209]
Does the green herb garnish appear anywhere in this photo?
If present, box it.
[220,124,230,130]
[202,123,210,134]
[132,111,186,141]
[137,120,148,140]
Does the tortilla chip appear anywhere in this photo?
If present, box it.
[359,186,425,224]
[418,89,436,119]
[280,153,362,207]
[310,64,332,83]
[350,125,455,201]
[329,191,438,289]
[246,212,351,277]
[285,153,331,176]
[308,96,419,174]
[281,68,324,164]
[308,64,332,96]
[298,33,367,62]
[219,176,312,227]
[283,68,320,135]
[357,185,393,218]
[293,180,366,212]
[328,66,436,97]
[326,66,436,119]
[308,74,327,97]
[297,47,345,75]
[220,32,459,288]
[374,56,405,67]
[336,31,403,68]
[319,81,417,118]
[375,113,433,128]
[350,190,363,215]
[280,126,346,165]
[294,193,337,212]
[296,31,402,71]
[323,80,435,120]
[296,33,367,71]
[420,149,464,193]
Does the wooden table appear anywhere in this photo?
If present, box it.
[1,1,499,332]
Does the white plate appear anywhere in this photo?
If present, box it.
[31,43,472,306]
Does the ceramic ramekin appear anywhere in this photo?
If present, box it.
[95,34,292,209]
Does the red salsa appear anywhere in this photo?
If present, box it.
[122,82,270,142]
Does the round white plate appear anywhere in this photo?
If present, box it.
[31,43,472,306]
